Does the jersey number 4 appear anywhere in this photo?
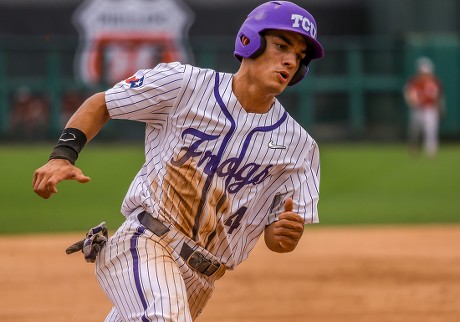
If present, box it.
[224,206,247,234]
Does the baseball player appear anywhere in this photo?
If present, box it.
[403,57,444,158]
[32,1,324,321]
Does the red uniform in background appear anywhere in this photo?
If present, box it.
[403,57,444,157]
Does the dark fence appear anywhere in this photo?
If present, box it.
[1,34,459,142]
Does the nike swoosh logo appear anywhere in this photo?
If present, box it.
[59,133,76,142]
[268,140,286,150]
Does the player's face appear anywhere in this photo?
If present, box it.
[257,30,307,93]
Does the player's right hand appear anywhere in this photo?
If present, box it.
[32,159,91,199]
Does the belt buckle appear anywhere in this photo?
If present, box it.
[187,250,212,274]
[186,250,221,276]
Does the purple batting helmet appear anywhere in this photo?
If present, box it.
[234,1,324,85]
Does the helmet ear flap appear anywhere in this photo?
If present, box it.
[289,64,308,86]
[248,34,266,59]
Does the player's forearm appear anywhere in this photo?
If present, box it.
[66,92,110,142]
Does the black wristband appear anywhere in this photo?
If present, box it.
[49,128,87,165]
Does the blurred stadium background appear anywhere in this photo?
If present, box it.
[1,0,459,142]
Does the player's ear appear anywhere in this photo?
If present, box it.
[241,35,250,46]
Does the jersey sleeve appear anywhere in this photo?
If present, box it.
[105,62,185,126]
[264,139,320,225]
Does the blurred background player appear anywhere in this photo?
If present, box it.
[403,56,445,158]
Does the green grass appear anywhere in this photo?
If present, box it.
[319,144,460,225]
[1,143,459,234]
[1,143,145,234]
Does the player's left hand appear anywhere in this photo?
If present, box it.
[265,198,305,253]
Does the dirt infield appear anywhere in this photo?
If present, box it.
[1,225,459,322]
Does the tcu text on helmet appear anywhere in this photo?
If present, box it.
[291,14,317,39]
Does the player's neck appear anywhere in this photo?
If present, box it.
[232,73,276,114]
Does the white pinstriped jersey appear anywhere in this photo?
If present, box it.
[105,62,320,269]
